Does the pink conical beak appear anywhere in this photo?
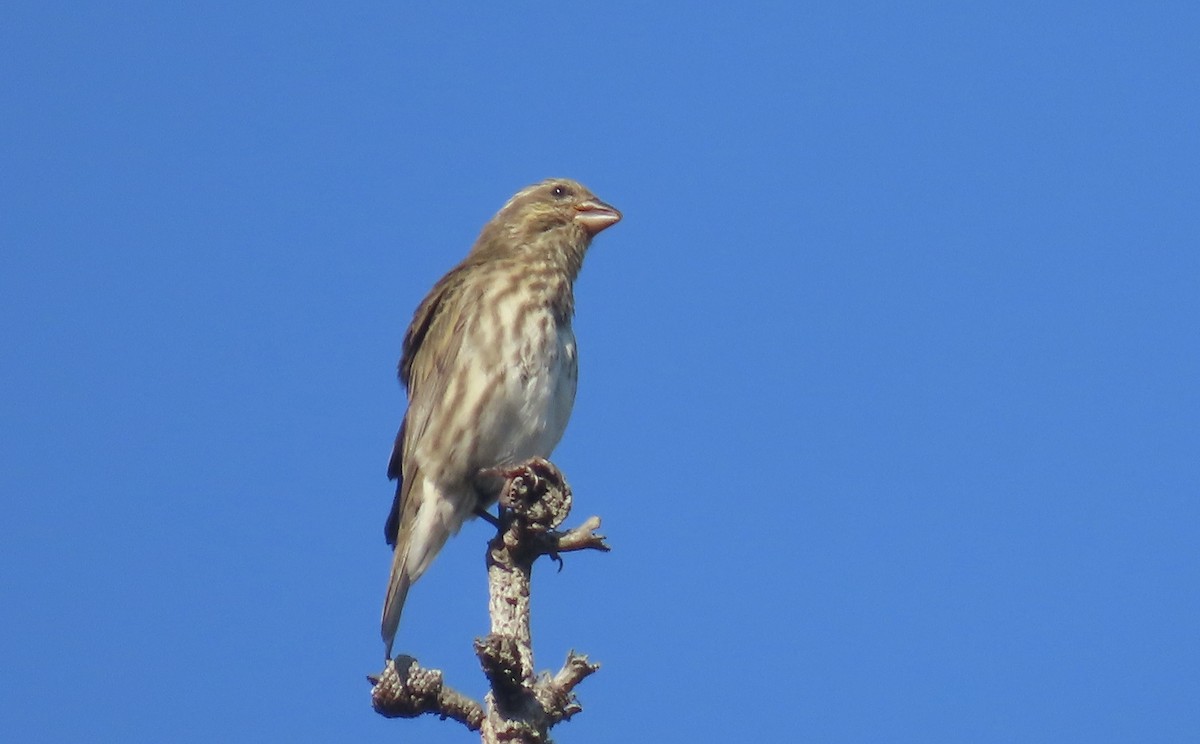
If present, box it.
[574,198,622,235]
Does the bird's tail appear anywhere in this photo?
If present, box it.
[380,480,463,658]
[381,547,413,659]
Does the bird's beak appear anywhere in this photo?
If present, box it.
[573,198,622,235]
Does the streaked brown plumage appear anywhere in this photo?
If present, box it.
[381,178,621,657]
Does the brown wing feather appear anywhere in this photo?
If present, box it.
[381,262,473,653]
[384,264,465,546]
[383,419,405,547]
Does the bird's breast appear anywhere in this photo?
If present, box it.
[471,285,578,468]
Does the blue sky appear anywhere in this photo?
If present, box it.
[2,2,1197,742]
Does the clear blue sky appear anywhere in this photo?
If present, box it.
[2,3,1197,742]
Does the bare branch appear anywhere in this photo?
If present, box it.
[371,457,607,743]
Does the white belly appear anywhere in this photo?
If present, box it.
[485,313,578,466]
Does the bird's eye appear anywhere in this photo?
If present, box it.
[551,185,570,199]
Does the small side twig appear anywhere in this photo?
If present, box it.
[369,655,484,731]
[536,651,602,725]
[540,515,610,557]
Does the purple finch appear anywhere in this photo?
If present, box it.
[380,178,621,657]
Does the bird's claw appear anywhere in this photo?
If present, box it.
[492,457,563,492]
[473,505,502,529]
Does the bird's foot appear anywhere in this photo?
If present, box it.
[473,505,503,529]
[479,457,564,494]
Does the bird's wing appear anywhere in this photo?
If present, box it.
[384,262,474,544]
[398,259,476,390]
[382,265,475,653]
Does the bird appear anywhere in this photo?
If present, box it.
[380,178,621,657]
